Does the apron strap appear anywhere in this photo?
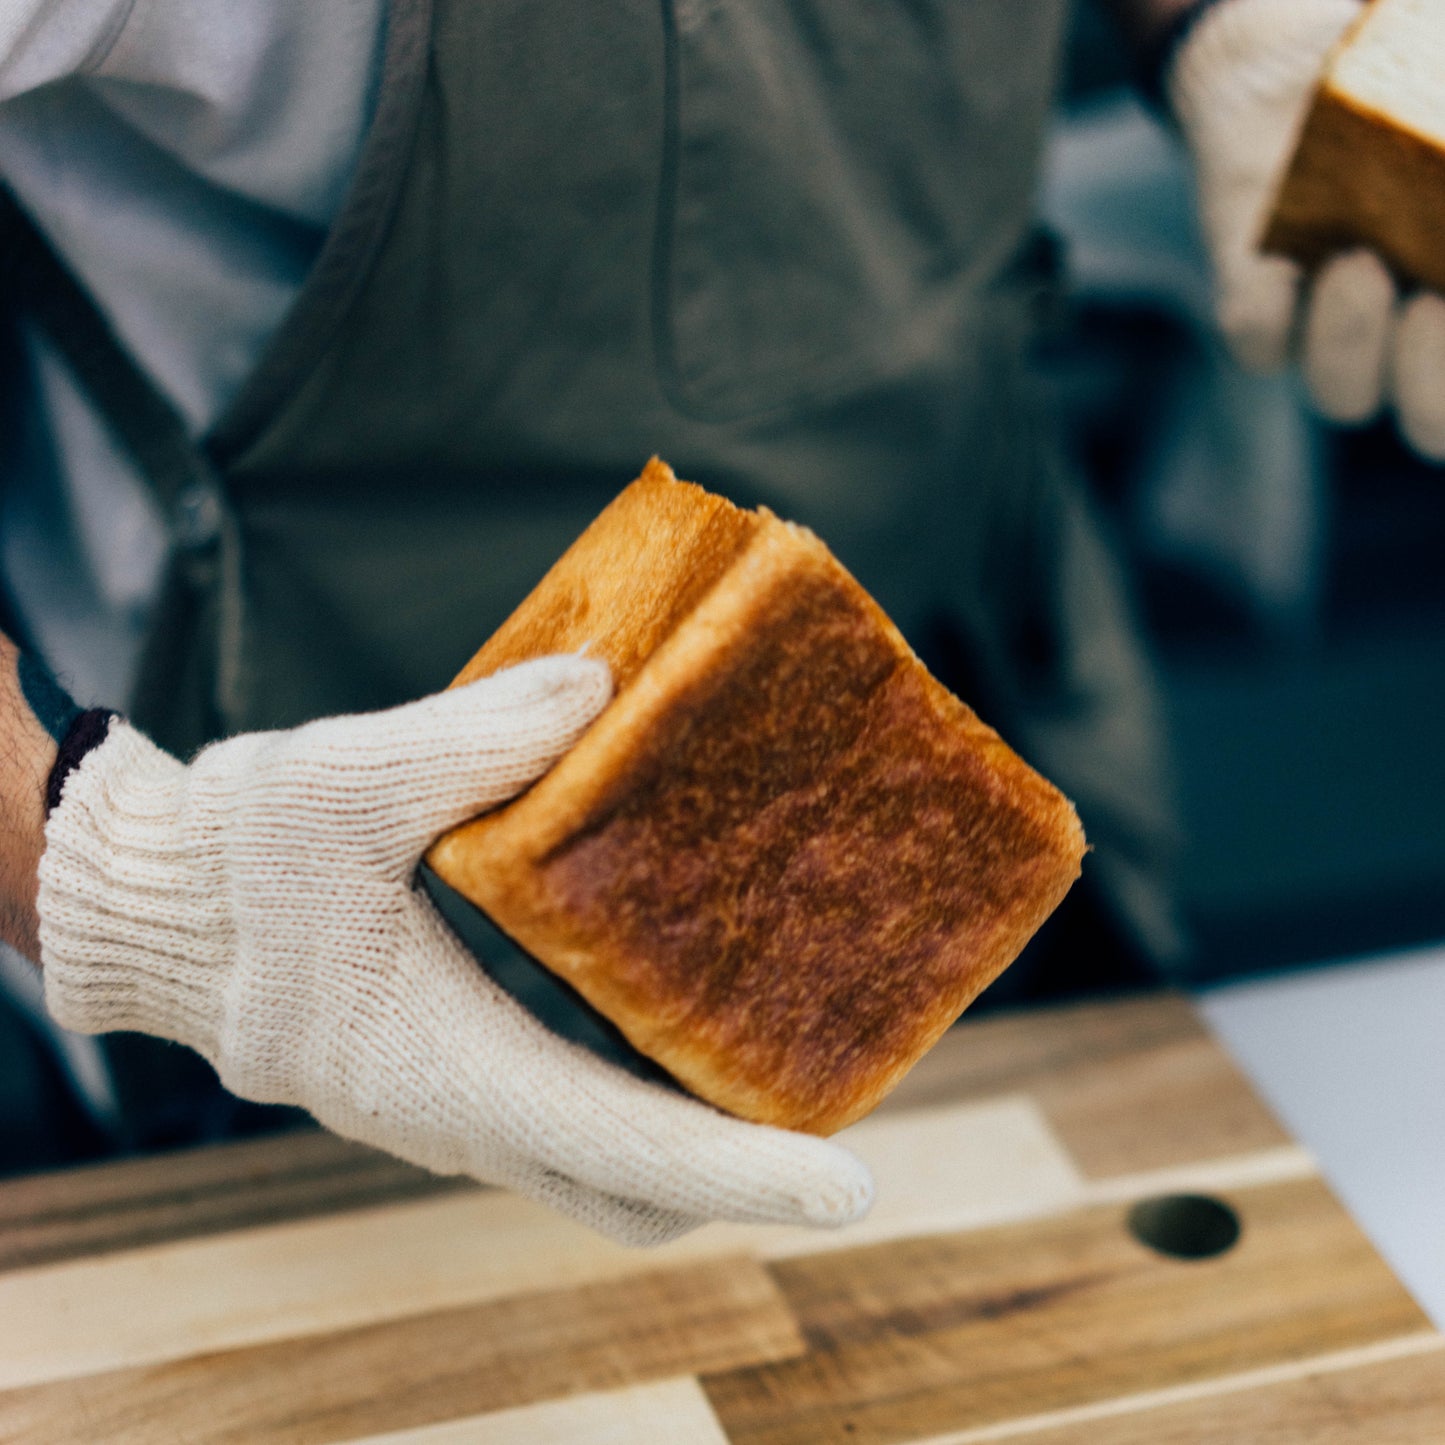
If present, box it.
[0,185,238,751]
[0,186,225,543]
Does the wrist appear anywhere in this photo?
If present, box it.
[39,722,231,1059]
[1134,0,1231,112]
[0,637,59,961]
[1109,0,1209,58]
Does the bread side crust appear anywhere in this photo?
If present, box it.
[429,464,1085,1134]
[1265,81,1445,294]
[450,457,763,693]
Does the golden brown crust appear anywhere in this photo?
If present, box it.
[1266,83,1445,295]
[428,461,1085,1135]
[452,458,763,694]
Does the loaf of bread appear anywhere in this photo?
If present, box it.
[426,460,1085,1135]
[1265,0,1445,292]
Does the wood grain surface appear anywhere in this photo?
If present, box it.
[0,1127,455,1274]
[0,1259,800,1445]
[885,993,1293,1177]
[972,1340,1445,1444]
[0,992,1437,1444]
[703,1178,1429,1445]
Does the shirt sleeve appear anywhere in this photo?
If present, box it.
[0,0,135,105]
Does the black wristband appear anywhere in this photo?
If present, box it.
[46,708,118,817]
[17,650,83,743]
[1136,0,1232,115]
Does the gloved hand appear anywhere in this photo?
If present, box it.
[38,655,872,1245]
[1170,0,1445,461]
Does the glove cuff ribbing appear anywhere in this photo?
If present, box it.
[39,722,233,1063]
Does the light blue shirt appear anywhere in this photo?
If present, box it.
[0,0,386,1126]
[0,0,386,705]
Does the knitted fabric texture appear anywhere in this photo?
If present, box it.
[39,655,873,1245]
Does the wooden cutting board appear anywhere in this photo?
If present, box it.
[0,993,1439,1443]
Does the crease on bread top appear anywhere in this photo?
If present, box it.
[1265,0,1445,294]
[427,458,1086,1135]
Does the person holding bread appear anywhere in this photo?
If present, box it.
[0,0,1439,1240]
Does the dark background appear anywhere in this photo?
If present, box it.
[1046,0,1445,983]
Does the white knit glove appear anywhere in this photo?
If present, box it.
[38,655,873,1246]
[1171,0,1445,461]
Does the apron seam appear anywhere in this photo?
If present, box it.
[205,0,435,468]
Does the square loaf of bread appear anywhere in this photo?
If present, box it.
[1266,0,1445,292]
[426,460,1085,1135]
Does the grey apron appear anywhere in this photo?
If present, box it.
[178,0,1079,726]
[11,0,1181,1012]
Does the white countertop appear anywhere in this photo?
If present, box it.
[1200,944,1445,1328]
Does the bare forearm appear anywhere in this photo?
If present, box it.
[1101,0,1204,58]
[0,633,57,961]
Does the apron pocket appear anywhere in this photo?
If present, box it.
[655,0,1064,422]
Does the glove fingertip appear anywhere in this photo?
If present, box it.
[1392,293,1445,464]
[1395,400,1445,465]
[1303,251,1396,425]
[432,651,612,771]
[1218,257,1299,374]
[797,1149,876,1229]
[456,652,612,722]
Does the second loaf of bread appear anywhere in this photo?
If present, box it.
[1266,0,1445,294]
[427,460,1085,1135]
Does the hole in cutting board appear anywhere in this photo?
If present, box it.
[1127,1194,1241,1260]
